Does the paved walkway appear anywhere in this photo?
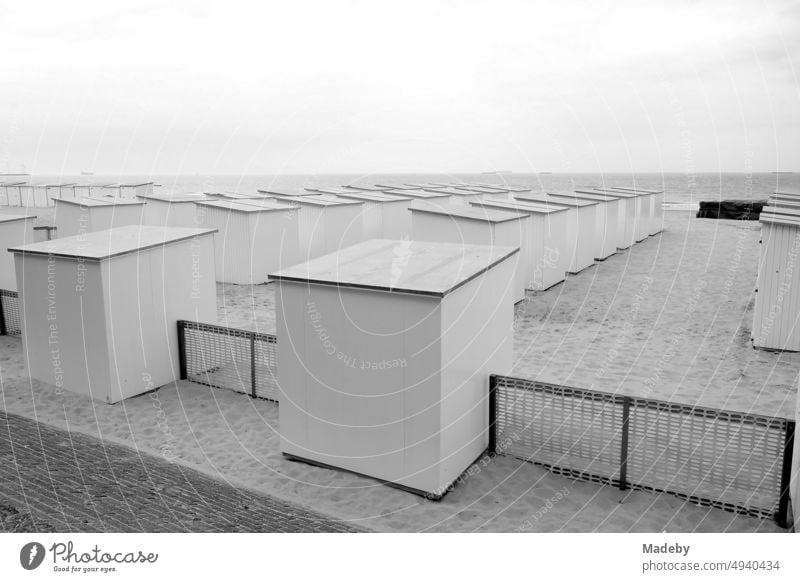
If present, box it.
[0,411,362,533]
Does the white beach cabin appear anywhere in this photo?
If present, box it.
[327,190,413,239]
[205,191,272,201]
[609,186,664,236]
[410,205,528,303]
[574,187,640,249]
[470,199,570,290]
[54,197,147,238]
[10,225,217,403]
[515,193,597,273]
[195,199,299,284]
[0,182,27,206]
[270,239,516,498]
[589,187,649,243]
[136,192,210,227]
[547,190,621,260]
[280,195,364,261]
[0,214,36,291]
[454,185,512,201]
[381,189,453,208]
[422,187,484,207]
[752,204,800,352]
[101,182,156,199]
[257,188,322,204]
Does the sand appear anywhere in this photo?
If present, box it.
[0,210,794,532]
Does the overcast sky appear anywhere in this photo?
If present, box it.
[1,0,798,175]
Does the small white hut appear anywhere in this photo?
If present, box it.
[270,238,516,498]
[0,214,36,290]
[10,225,218,403]
[54,197,147,238]
[752,204,800,351]
[195,199,299,284]
[410,204,528,303]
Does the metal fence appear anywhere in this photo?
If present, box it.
[0,290,21,336]
[177,320,279,402]
[489,374,795,527]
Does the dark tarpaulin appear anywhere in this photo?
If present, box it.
[696,199,767,220]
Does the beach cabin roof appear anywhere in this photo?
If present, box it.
[305,187,359,196]
[575,187,639,199]
[9,225,217,261]
[234,198,297,209]
[0,213,37,224]
[332,191,412,203]
[257,188,318,198]
[136,192,210,203]
[548,189,620,202]
[0,181,28,186]
[194,199,295,213]
[454,185,510,194]
[54,197,145,207]
[343,184,391,192]
[269,238,518,298]
[422,187,479,197]
[285,195,363,207]
[515,193,598,208]
[382,189,451,199]
[773,193,800,198]
[376,183,422,190]
[760,205,800,227]
[410,204,530,224]
[608,186,664,194]
[470,199,569,215]
[204,191,270,200]
[473,183,532,192]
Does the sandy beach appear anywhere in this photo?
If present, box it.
[0,209,794,532]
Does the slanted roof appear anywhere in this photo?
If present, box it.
[9,225,218,261]
[270,238,518,298]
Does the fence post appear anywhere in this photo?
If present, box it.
[488,375,498,455]
[619,397,631,491]
[250,333,257,399]
[776,420,795,528]
[177,320,187,380]
[0,293,6,336]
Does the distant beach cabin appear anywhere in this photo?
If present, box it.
[54,197,146,238]
[752,204,800,352]
[279,195,364,261]
[514,193,598,274]
[322,189,414,239]
[195,199,299,284]
[136,192,210,227]
[411,204,528,303]
[270,239,516,499]
[470,199,570,290]
[0,214,36,291]
[574,188,640,249]
[547,190,621,260]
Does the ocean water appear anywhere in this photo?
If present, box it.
[27,172,800,208]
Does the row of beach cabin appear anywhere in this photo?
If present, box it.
[1,182,663,294]
[1,182,665,500]
[0,180,155,207]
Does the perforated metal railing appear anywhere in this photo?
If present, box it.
[178,320,279,402]
[0,289,21,336]
[489,375,795,527]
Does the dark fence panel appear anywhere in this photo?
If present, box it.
[0,289,21,336]
[490,374,794,526]
[178,320,279,402]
